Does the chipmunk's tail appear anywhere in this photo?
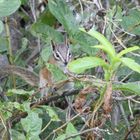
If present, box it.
[0,65,39,86]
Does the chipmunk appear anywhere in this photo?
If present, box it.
[39,40,72,96]
[0,40,73,96]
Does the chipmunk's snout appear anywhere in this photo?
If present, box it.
[64,61,68,65]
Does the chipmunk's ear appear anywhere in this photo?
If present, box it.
[51,40,56,51]
[64,35,69,46]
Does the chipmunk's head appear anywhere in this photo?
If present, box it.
[52,41,72,66]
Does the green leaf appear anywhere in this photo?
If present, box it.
[68,57,108,74]
[66,122,81,140]
[21,102,31,112]
[46,63,68,83]
[117,46,140,57]
[0,20,3,33]
[91,45,116,60]
[55,134,66,140]
[45,106,60,121]
[11,130,26,140]
[0,37,8,53]
[7,89,34,95]
[14,38,28,62]
[121,10,140,35]
[80,28,116,59]
[20,0,27,5]
[0,0,21,17]
[114,82,140,95]
[72,33,98,55]
[41,45,52,62]
[0,0,4,3]
[31,22,63,42]
[121,57,140,73]
[48,0,78,34]
[13,102,30,112]
[13,102,21,110]
[21,112,42,137]
[38,10,56,26]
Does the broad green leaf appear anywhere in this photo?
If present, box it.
[72,33,98,55]
[68,57,108,74]
[46,63,68,83]
[113,82,140,95]
[38,10,56,26]
[13,102,21,110]
[0,20,3,33]
[41,45,52,62]
[0,0,4,3]
[21,112,42,136]
[117,46,140,57]
[91,45,116,60]
[11,102,27,112]
[13,102,30,112]
[31,22,63,42]
[45,106,60,121]
[21,102,31,112]
[66,122,81,140]
[11,130,26,140]
[121,57,140,73]
[48,0,78,34]
[0,0,21,17]
[121,10,140,35]
[80,28,116,59]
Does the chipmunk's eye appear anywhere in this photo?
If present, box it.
[69,53,72,57]
[54,52,60,60]
[56,53,59,57]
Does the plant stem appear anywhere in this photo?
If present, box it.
[4,17,16,88]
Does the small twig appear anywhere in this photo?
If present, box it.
[0,112,7,131]
[45,113,81,140]
[120,71,134,82]
[113,95,140,104]
[124,121,138,140]
[108,20,140,57]
[78,0,84,16]
[20,7,33,22]
[94,0,103,10]
[109,25,127,49]
[119,102,135,140]
[40,119,52,133]
[31,89,80,108]
[113,95,136,101]
[29,0,37,22]
[130,98,140,104]
[7,121,12,140]
[128,100,134,119]
[65,127,110,140]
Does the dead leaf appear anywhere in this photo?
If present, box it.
[74,86,95,113]
[103,82,112,114]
